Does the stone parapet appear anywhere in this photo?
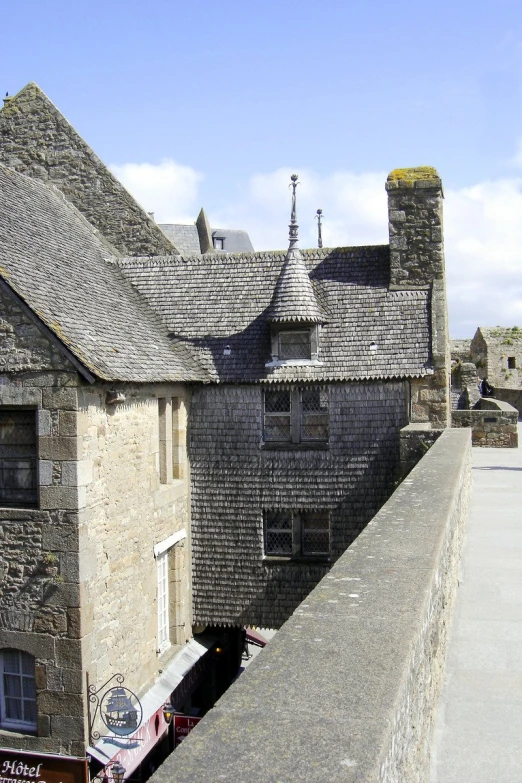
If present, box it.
[151,428,471,783]
[452,398,518,447]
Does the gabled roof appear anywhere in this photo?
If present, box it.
[266,246,327,324]
[117,247,431,383]
[0,164,207,382]
[0,83,177,257]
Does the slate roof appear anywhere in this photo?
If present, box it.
[117,247,432,383]
[159,224,254,255]
[0,164,207,382]
[267,246,328,324]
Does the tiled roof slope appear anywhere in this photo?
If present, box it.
[159,224,254,255]
[159,224,201,255]
[0,164,207,382]
[267,246,327,323]
[117,247,431,382]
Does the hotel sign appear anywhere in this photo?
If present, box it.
[0,750,87,783]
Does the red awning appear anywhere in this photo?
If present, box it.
[245,628,269,648]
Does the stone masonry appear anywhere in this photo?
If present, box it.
[386,168,450,427]
[78,383,192,741]
[0,289,83,756]
[0,84,176,257]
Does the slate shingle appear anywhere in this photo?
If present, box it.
[117,247,431,383]
[0,164,208,382]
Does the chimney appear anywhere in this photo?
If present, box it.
[196,208,215,254]
[385,167,444,288]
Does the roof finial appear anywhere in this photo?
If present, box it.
[288,174,299,249]
[315,209,323,249]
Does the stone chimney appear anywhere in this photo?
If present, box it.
[196,208,215,254]
[386,167,450,428]
[386,167,444,288]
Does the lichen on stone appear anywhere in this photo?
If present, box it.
[387,167,440,184]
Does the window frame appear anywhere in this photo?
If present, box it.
[263,509,330,560]
[268,325,320,366]
[0,649,37,734]
[0,408,38,509]
[263,387,329,447]
[157,552,170,653]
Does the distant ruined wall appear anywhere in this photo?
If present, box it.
[0,84,177,257]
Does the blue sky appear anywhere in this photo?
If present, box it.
[3,0,522,336]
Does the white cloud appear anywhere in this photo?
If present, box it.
[109,159,203,224]
[108,157,522,339]
[210,168,389,251]
[445,178,522,336]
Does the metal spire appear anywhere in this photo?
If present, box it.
[288,174,299,249]
[316,209,323,248]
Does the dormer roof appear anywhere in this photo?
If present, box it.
[266,246,327,324]
[266,174,327,325]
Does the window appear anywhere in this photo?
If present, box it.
[0,650,37,733]
[263,387,329,444]
[264,510,330,557]
[508,356,516,369]
[213,237,225,250]
[279,331,311,361]
[268,326,320,365]
[0,410,37,508]
[157,552,170,652]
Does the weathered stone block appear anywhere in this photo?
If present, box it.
[55,638,82,669]
[37,714,51,737]
[59,411,77,436]
[0,630,54,658]
[0,387,41,406]
[50,715,85,741]
[40,485,79,510]
[39,460,53,486]
[62,667,83,693]
[39,436,80,460]
[39,691,83,717]
[38,409,51,436]
[42,387,78,411]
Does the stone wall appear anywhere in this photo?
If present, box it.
[78,383,192,738]
[452,398,518,447]
[0,84,176,257]
[491,387,522,414]
[150,428,472,783]
[399,423,442,477]
[471,327,522,389]
[0,290,84,755]
[189,381,409,629]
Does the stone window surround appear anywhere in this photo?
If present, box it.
[0,648,37,734]
[157,396,187,484]
[263,509,330,560]
[0,409,38,509]
[0,389,45,512]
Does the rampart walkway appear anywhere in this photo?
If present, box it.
[430,434,522,782]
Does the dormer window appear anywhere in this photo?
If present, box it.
[279,330,311,360]
[268,325,320,365]
[212,231,226,250]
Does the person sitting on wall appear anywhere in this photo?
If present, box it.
[481,378,494,397]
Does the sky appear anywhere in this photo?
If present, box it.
[3,0,522,337]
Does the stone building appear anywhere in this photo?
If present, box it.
[0,83,451,776]
[160,208,254,255]
[470,326,522,389]
[118,166,450,628]
[0,162,211,770]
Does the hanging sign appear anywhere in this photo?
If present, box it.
[174,715,201,746]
